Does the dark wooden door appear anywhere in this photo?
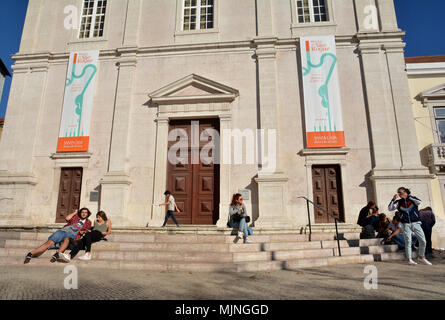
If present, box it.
[55,168,83,223]
[311,165,344,223]
[167,119,219,225]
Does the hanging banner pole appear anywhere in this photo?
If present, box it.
[57,50,99,153]
[300,36,345,148]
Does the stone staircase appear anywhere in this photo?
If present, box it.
[0,228,409,272]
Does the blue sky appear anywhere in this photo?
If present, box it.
[1,0,445,118]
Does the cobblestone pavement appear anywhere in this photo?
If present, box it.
[1,256,444,300]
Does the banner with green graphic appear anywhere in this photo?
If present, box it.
[300,36,345,148]
[57,51,99,152]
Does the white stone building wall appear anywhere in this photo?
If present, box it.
[0,0,435,229]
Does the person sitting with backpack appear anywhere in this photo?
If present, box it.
[360,206,379,239]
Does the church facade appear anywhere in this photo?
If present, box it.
[0,0,437,233]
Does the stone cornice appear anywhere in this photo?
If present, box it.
[298,148,350,157]
[10,34,406,67]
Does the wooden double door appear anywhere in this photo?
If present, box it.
[55,168,83,223]
[166,119,220,225]
[312,165,344,223]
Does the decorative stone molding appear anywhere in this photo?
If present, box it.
[50,152,92,160]
[426,144,445,174]
[0,173,37,185]
[298,148,350,157]
[50,152,92,168]
[100,172,132,186]
[148,74,239,106]
[419,83,445,104]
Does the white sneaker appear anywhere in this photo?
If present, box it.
[244,237,252,243]
[237,231,243,239]
[408,259,417,265]
[418,258,432,265]
[79,253,92,261]
[59,252,71,262]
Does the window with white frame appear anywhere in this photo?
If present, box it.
[182,0,214,31]
[434,107,445,143]
[79,0,107,39]
[296,0,328,23]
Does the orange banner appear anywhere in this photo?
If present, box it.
[57,137,89,153]
[306,131,345,148]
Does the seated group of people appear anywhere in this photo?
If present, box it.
[24,208,111,264]
[358,199,435,258]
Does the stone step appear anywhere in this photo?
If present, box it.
[0,243,400,264]
[0,233,361,250]
[0,253,393,273]
[0,255,239,272]
[234,254,374,272]
[372,251,418,261]
[0,230,361,243]
[1,237,385,254]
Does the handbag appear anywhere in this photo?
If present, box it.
[232,213,242,223]
[245,216,251,223]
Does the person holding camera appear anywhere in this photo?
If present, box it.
[388,187,431,265]
[228,193,252,243]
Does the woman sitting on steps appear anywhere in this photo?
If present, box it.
[61,211,112,262]
[228,193,253,243]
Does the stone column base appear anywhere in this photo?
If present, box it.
[254,173,297,228]
[0,172,37,226]
[100,172,131,225]
[371,167,434,211]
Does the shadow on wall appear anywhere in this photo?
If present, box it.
[245,174,259,226]
[419,145,432,170]
[359,170,375,203]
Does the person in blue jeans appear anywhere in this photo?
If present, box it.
[388,187,431,265]
[24,208,92,264]
[385,214,406,250]
[419,207,436,258]
[159,190,180,227]
[228,193,253,243]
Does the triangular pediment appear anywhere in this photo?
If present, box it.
[420,83,445,101]
[148,74,239,105]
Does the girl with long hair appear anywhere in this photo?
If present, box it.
[228,193,252,243]
[63,211,112,261]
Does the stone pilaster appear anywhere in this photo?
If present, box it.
[354,0,380,33]
[358,33,433,209]
[252,36,295,227]
[100,48,137,226]
[376,0,400,32]
[0,54,50,225]
[122,0,143,47]
[148,117,170,226]
[216,114,232,227]
[358,42,401,169]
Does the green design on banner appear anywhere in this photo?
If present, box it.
[65,60,97,137]
[303,48,337,132]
